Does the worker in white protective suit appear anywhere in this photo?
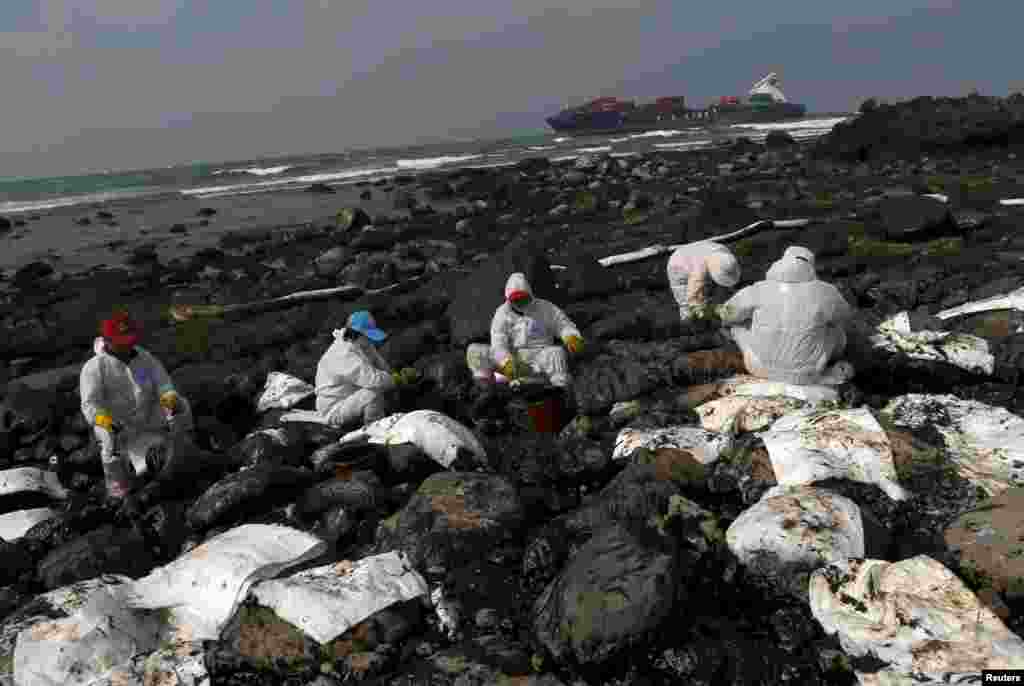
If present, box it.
[79,311,194,500]
[466,272,585,390]
[666,241,742,324]
[718,246,856,386]
[315,310,419,429]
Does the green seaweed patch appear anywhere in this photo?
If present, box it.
[622,208,650,226]
[574,191,599,213]
[810,192,836,209]
[732,239,755,258]
[381,512,401,531]
[433,654,469,674]
[921,237,964,257]
[849,235,914,258]
[958,560,994,592]
[561,590,630,645]
[418,476,466,497]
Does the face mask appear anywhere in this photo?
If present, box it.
[509,298,531,313]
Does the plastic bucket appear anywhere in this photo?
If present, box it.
[526,395,563,433]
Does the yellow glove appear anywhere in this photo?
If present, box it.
[498,356,520,379]
[399,367,420,384]
[95,413,115,431]
[159,392,179,415]
[563,335,584,355]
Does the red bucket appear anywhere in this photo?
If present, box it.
[526,395,563,433]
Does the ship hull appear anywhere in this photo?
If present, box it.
[546,102,807,135]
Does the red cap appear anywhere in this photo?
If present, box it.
[101,312,140,347]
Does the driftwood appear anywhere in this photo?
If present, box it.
[597,218,811,268]
[936,285,1024,321]
[168,275,429,322]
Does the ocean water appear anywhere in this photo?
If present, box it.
[0,116,850,216]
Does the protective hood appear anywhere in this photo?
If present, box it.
[767,246,817,283]
[504,273,534,302]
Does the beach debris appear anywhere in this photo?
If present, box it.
[255,371,315,413]
[339,410,486,468]
[870,311,994,376]
[598,218,812,267]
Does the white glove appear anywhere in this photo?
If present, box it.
[95,426,116,462]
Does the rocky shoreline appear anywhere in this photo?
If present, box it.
[2,95,1024,685]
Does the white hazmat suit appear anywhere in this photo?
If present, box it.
[79,338,194,490]
[719,246,855,386]
[666,241,741,323]
[315,328,397,428]
[466,273,581,388]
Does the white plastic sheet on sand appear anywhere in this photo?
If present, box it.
[10,576,209,686]
[0,507,58,542]
[870,312,994,376]
[726,486,865,583]
[761,408,908,501]
[121,524,326,641]
[883,393,1024,497]
[1001,198,1024,206]
[809,556,1024,682]
[251,550,428,644]
[256,371,316,414]
[339,410,486,468]
[0,467,68,502]
[612,425,735,464]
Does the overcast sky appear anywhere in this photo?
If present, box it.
[1,0,1019,178]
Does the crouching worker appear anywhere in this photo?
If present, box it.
[467,272,584,394]
[80,311,195,501]
[717,246,856,386]
[667,240,742,325]
[315,310,419,429]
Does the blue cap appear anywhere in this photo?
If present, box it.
[347,310,387,342]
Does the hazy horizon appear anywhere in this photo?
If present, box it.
[2,0,1020,179]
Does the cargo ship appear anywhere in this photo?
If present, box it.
[545,72,807,135]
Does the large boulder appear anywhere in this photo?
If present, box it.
[186,464,315,532]
[554,254,620,302]
[380,320,440,368]
[532,523,679,665]
[878,195,957,242]
[445,242,559,346]
[376,471,526,571]
[814,94,1024,162]
[571,339,730,415]
[37,525,155,590]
